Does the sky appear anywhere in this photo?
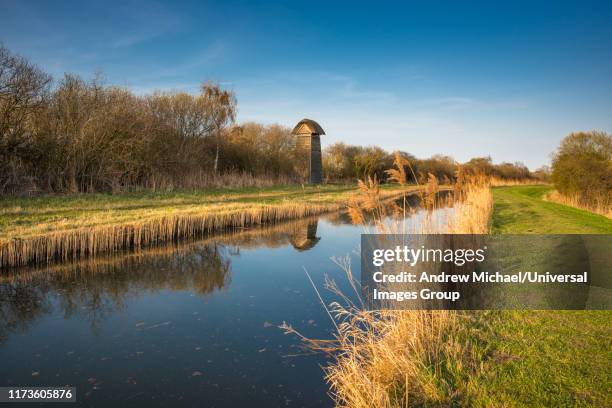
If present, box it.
[1,0,611,169]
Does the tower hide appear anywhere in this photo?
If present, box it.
[291,119,325,184]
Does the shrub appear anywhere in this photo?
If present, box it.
[551,131,612,206]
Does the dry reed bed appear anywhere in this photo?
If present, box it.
[0,189,415,269]
[324,182,492,407]
[282,171,493,407]
[0,203,335,269]
[544,190,611,219]
[0,213,330,283]
[489,177,544,187]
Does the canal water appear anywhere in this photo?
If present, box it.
[0,199,449,407]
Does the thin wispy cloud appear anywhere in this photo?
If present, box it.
[109,1,182,48]
[122,40,230,93]
[1,0,610,168]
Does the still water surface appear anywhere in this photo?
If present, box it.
[0,200,445,407]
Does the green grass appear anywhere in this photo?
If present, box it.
[460,310,612,407]
[492,185,612,233]
[455,186,612,407]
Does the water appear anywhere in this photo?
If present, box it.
[0,201,447,407]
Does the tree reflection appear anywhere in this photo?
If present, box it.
[0,281,51,343]
[0,243,232,340]
[0,196,453,341]
[0,217,327,341]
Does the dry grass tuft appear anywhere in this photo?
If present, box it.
[283,168,493,407]
[424,173,440,211]
[450,176,492,234]
[384,152,410,186]
[489,176,543,187]
[544,190,611,219]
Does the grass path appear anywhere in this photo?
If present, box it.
[492,185,612,233]
[462,186,612,407]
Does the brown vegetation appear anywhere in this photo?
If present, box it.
[0,214,329,284]
[544,190,612,219]
[323,143,537,185]
[0,202,337,269]
[0,45,308,194]
[283,159,493,406]
[0,186,419,269]
[551,131,611,214]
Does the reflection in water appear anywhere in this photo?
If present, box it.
[0,280,51,344]
[0,194,446,344]
[0,196,450,407]
[289,220,320,251]
[0,243,231,341]
[0,217,327,342]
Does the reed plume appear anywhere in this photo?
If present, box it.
[283,170,493,407]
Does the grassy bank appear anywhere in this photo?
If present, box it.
[544,190,612,219]
[0,184,417,269]
[492,185,612,233]
[458,186,612,406]
[316,183,611,407]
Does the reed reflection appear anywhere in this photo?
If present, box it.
[0,216,326,342]
[0,243,232,341]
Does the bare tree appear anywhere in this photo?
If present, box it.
[0,45,51,191]
[199,82,236,173]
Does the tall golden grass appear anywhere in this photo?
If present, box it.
[282,164,493,407]
[544,190,612,219]
[142,171,295,191]
[450,176,493,234]
[489,176,543,187]
[0,203,338,269]
[0,188,417,269]
[0,214,325,283]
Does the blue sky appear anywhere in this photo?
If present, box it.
[1,0,611,169]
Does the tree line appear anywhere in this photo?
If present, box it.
[323,142,537,184]
[1,45,539,195]
[1,45,242,193]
